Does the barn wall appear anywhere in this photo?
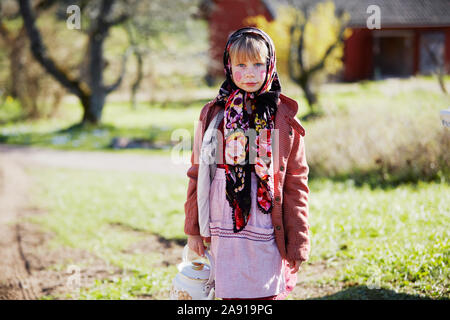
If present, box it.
[343,28,374,81]
[343,26,450,81]
[413,29,420,74]
[445,28,450,73]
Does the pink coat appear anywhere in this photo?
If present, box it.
[184,93,310,262]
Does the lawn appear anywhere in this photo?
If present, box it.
[0,98,209,154]
[4,76,450,299]
[27,167,186,299]
[27,166,449,299]
[1,77,448,162]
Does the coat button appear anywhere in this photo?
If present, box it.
[275,196,281,202]
[275,225,281,231]
[280,165,285,171]
[289,130,293,136]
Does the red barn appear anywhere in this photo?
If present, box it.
[337,0,450,81]
[197,0,276,83]
[198,0,450,82]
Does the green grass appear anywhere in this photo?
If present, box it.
[308,178,449,299]
[75,268,175,300]
[1,76,448,164]
[27,166,449,300]
[302,77,450,185]
[318,78,450,117]
[29,168,188,245]
[3,76,449,299]
[28,167,186,300]
[0,99,206,154]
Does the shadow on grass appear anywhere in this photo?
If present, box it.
[56,122,117,134]
[0,121,172,151]
[108,221,185,248]
[313,285,437,300]
[54,122,177,151]
[0,114,29,126]
[0,96,213,150]
[299,110,325,122]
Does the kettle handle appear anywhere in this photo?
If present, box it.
[182,244,190,264]
[204,248,215,286]
[183,244,215,286]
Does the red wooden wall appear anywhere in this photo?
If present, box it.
[343,26,450,82]
[343,28,374,81]
[206,0,274,78]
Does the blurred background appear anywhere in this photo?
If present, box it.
[0,0,449,300]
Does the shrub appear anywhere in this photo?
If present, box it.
[305,86,450,187]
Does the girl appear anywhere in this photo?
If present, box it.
[184,27,310,300]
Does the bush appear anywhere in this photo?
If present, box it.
[304,83,450,187]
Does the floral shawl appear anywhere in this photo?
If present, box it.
[214,27,281,233]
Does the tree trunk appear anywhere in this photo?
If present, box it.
[130,49,143,110]
[297,75,317,112]
[437,67,447,94]
[302,82,317,110]
[8,31,40,117]
[81,28,107,125]
[80,91,105,125]
[9,36,25,99]
[18,0,129,126]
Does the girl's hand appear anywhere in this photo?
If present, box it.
[202,236,211,243]
[187,235,207,257]
[287,260,302,274]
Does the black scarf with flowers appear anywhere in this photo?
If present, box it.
[214,27,281,233]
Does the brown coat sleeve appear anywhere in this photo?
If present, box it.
[183,103,212,236]
[283,118,310,262]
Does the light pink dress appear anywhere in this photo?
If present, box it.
[209,168,286,299]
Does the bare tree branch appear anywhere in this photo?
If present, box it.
[288,24,297,82]
[35,0,59,12]
[106,13,130,28]
[104,47,133,93]
[124,21,146,108]
[308,23,347,75]
[0,21,12,43]
[297,5,309,73]
[424,41,448,94]
[90,0,115,34]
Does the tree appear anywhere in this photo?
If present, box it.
[0,0,64,118]
[120,0,200,108]
[18,0,134,125]
[247,1,351,118]
[423,38,448,94]
[17,0,202,125]
[124,21,145,110]
[121,0,203,105]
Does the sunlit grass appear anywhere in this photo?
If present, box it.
[0,99,204,153]
[28,166,186,299]
[308,178,449,298]
[28,166,449,299]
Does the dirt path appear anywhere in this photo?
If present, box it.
[0,145,191,300]
[0,157,40,299]
[0,144,190,175]
[0,152,123,300]
[0,144,342,300]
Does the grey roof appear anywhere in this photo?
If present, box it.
[276,0,450,27]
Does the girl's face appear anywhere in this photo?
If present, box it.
[230,56,267,93]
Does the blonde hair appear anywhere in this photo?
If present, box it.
[229,34,268,64]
